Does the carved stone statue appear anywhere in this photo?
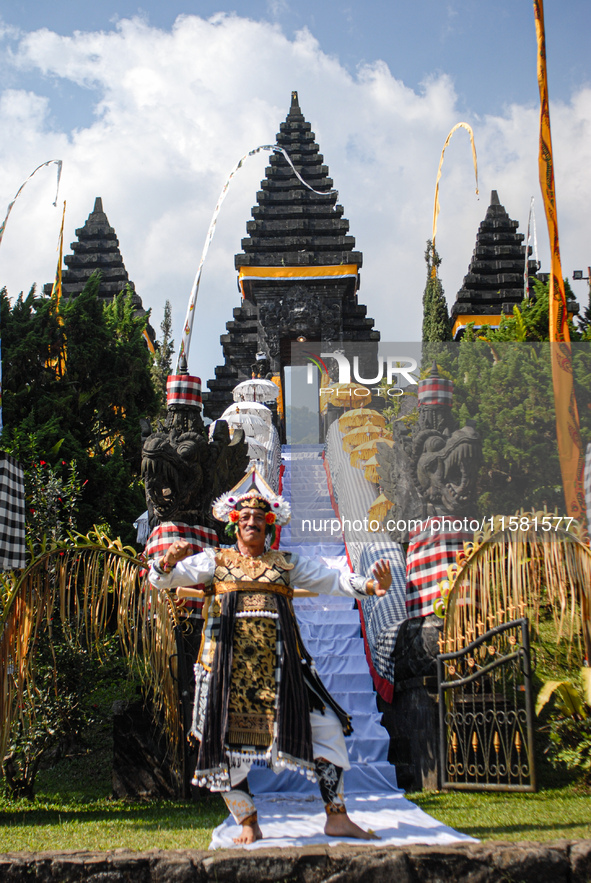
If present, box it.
[141,372,249,539]
[377,363,481,544]
[377,363,483,690]
[250,353,271,379]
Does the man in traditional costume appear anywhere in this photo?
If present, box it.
[149,468,392,844]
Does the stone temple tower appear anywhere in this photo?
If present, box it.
[450,191,538,339]
[44,197,155,345]
[203,91,380,421]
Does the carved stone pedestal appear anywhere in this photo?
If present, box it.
[377,614,443,792]
[377,677,440,792]
[112,699,182,799]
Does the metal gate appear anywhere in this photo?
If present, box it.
[437,618,536,791]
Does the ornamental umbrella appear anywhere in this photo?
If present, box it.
[321,383,372,413]
[232,378,279,403]
[367,493,393,527]
[320,382,346,414]
[221,401,273,426]
[329,383,372,409]
[341,424,385,453]
[338,408,386,432]
[363,455,381,484]
[350,437,394,468]
[221,412,271,440]
[247,439,267,460]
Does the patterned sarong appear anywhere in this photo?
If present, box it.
[0,452,25,571]
[145,521,218,617]
[405,518,471,617]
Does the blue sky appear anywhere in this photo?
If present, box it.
[0,1,590,382]
[3,1,588,118]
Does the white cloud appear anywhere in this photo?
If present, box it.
[266,0,290,17]
[0,13,590,388]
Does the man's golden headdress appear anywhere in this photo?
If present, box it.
[212,466,291,526]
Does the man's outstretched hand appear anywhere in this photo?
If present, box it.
[371,559,392,596]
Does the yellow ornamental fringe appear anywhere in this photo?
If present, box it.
[321,383,348,413]
[350,438,394,468]
[363,456,381,484]
[339,409,386,432]
[367,493,392,525]
[0,529,184,785]
[341,425,385,453]
[442,511,591,665]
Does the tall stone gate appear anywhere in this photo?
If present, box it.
[203,91,380,422]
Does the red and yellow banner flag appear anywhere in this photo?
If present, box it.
[534,0,586,524]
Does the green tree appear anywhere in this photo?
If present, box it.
[422,241,452,343]
[150,299,175,424]
[0,275,158,545]
[577,280,591,336]
[447,279,591,516]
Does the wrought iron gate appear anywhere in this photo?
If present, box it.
[437,618,536,791]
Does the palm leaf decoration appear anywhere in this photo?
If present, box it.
[0,528,183,781]
[535,679,587,718]
[442,512,591,666]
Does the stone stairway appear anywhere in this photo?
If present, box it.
[250,444,398,796]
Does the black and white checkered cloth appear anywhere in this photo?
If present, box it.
[0,452,26,571]
[356,542,407,689]
[325,422,408,689]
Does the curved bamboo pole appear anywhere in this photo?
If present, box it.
[443,514,591,665]
[0,530,182,779]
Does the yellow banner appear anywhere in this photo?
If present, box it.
[50,200,66,313]
[46,201,67,376]
[451,314,503,338]
[534,0,586,524]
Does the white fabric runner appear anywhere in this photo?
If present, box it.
[210,792,476,850]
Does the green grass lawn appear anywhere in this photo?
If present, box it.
[0,794,226,852]
[2,784,590,853]
[1,700,589,853]
[1,738,590,854]
[409,787,591,843]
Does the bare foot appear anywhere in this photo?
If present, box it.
[233,820,263,845]
[324,812,380,840]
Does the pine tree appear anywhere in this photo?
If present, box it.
[422,241,452,343]
[150,300,175,424]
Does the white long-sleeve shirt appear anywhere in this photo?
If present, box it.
[148,547,372,599]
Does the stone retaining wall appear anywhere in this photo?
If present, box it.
[1,841,590,882]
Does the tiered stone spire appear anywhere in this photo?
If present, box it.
[235,90,362,274]
[204,92,379,420]
[44,198,153,338]
[450,191,538,338]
